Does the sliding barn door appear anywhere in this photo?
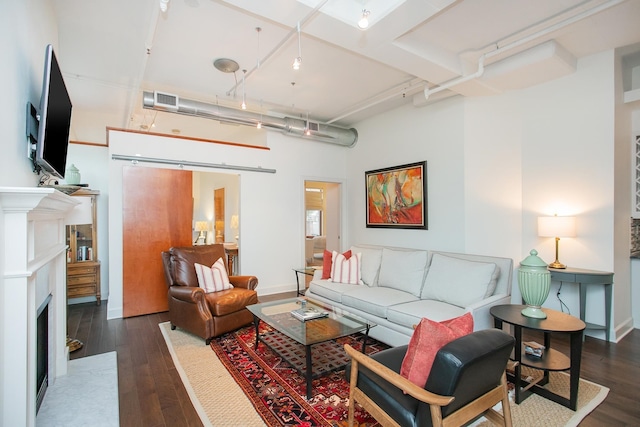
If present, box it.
[122,166,193,317]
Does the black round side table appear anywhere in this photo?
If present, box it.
[490,304,586,410]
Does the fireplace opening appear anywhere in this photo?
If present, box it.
[36,294,52,413]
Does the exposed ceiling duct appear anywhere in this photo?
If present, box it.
[142,91,358,147]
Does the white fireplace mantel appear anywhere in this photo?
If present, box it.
[0,187,78,427]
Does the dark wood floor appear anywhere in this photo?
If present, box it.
[68,295,640,426]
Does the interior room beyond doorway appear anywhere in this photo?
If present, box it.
[304,181,341,272]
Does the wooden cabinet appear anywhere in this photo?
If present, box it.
[66,189,101,305]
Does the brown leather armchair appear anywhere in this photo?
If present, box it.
[162,244,258,344]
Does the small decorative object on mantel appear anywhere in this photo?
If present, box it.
[66,163,81,185]
[518,249,551,319]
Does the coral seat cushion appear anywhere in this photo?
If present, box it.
[322,249,351,279]
[400,312,474,388]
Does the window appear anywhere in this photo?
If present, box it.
[306,209,322,236]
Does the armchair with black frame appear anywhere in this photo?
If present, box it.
[344,328,515,427]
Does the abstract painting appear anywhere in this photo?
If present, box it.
[365,161,427,229]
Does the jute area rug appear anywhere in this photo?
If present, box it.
[159,322,609,427]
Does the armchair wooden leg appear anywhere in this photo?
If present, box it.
[500,372,513,427]
[348,360,358,427]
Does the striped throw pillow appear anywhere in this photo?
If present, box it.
[330,250,362,285]
[194,257,232,293]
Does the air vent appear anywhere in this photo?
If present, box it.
[154,91,179,111]
[308,121,319,132]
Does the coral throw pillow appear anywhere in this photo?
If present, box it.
[322,249,351,279]
[400,313,474,388]
[194,257,232,293]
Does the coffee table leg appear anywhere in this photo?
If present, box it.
[253,315,260,350]
[306,344,312,400]
[361,324,370,353]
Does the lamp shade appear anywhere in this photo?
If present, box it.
[538,216,576,238]
[195,221,209,232]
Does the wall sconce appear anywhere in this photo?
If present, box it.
[538,215,576,269]
[194,221,209,245]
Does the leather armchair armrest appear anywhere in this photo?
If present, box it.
[169,285,206,303]
[229,275,258,290]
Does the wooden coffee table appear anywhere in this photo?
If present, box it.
[490,304,586,410]
[247,298,373,399]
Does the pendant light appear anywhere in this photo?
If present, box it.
[358,9,370,29]
[241,69,247,110]
[292,22,302,70]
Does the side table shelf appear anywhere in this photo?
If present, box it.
[519,345,569,372]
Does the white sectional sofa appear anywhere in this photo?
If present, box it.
[305,244,513,347]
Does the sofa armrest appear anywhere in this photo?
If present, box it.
[465,293,511,330]
[229,275,258,290]
[169,285,206,303]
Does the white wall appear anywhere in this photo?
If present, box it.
[0,0,58,187]
[106,129,348,319]
[347,51,626,340]
[347,97,467,251]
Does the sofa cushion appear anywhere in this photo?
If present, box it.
[400,313,474,388]
[377,248,428,297]
[194,258,232,293]
[386,300,468,329]
[331,251,362,285]
[341,287,418,318]
[307,280,361,303]
[350,245,383,286]
[421,253,499,308]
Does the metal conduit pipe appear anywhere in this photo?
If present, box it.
[142,91,358,147]
[424,0,625,100]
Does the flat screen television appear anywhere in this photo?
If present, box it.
[33,44,72,180]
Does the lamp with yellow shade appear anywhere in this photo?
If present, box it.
[538,215,576,269]
[194,221,209,245]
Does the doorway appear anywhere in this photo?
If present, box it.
[304,181,341,269]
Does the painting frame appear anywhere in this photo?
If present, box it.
[365,161,427,229]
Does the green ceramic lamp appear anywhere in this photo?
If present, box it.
[518,249,551,319]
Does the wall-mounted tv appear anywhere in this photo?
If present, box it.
[30,44,72,180]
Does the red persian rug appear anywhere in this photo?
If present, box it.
[210,324,389,427]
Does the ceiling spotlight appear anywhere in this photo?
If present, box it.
[358,9,370,29]
[292,57,302,70]
[159,0,170,12]
[256,122,262,129]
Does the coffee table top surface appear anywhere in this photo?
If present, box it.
[247,298,374,346]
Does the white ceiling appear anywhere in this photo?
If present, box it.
[51,0,640,144]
